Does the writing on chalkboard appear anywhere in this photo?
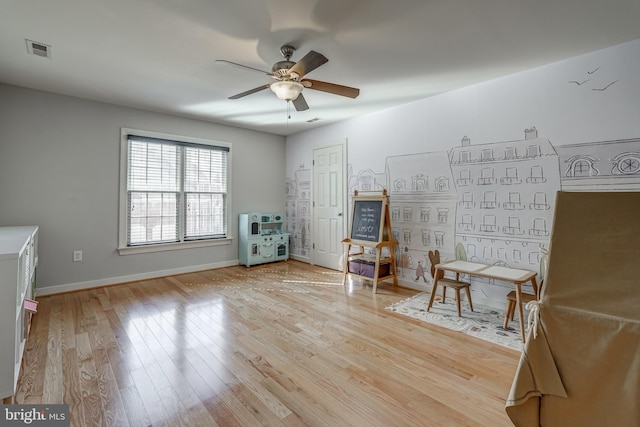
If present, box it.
[351,200,383,242]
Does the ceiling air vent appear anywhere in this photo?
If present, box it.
[306,117,323,123]
[26,39,52,58]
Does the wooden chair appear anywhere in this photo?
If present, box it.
[503,249,547,329]
[427,250,474,317]
[503,282,542,329]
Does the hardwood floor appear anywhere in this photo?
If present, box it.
[17,260,519,426]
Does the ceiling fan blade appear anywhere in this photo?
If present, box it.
[215,60,271,75]
[292,94,309,111]
[289,51,328,78]
[302,79,360,99]
[228,84,271,99]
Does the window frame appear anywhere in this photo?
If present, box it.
[118,128,232,255]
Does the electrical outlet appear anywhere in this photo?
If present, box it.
[73,250,83,262]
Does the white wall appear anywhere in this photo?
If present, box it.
[285,39,640,307]
[0,84,286,293]
[288,39,640,160]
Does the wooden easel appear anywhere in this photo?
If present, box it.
[341,189,398,293]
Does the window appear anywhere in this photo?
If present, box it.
[570,159,595,176]
[459,192,474,208]
[527,166,547,183]
[612,153,640,175]
[437,208,449,223]
[460,214,473,231]
[503,192,523,210]
[530,192,550,210]
[421,229,431,246]
[565,155,598,177]
[392,207,401,222]
[403,207,413,221]
[457,169,472,186]
[478,167,496,185]
[480,191,497,209]
[394,179,406,191]
[480,215,497,232]
[526,145,540,157]
[412,174,428,191]
[434,177,450,192]
[501,167,521,185]
[420,208,430,222]
[481,149,493,161]
[119,129,231,254]
[504,147,516,159]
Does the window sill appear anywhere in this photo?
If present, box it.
[118,237,233,255]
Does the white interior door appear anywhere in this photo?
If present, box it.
[313,142,345,270]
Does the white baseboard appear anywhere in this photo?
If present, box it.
[289,254,311,263]
[35,260,239,296]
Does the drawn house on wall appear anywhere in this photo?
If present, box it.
[346,167,387,237]
[285,165,311,257]
[385,152,457,276]
[285,176,298,248]
[555,138,640,192]
[449,128,561,275]
[348,167,386,194]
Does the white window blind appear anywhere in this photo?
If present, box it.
[126,135,229,247]
[184,146,228,240]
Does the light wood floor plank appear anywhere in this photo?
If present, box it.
[42,304,64,404]
[19,260,519,426]
[62,347,85,427]
[15,296,51,403]
[128,366,169,426]
[76,332,105,427]
[118,385,152,427]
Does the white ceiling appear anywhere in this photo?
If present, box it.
[2,0,640,136]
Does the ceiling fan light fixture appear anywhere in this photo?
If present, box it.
[270,81,304,101]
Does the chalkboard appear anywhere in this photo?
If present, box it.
[342,190,397,293]
[350,200,383,242]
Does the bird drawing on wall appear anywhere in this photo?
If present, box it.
[568,66,620,92]
[592,80,619,91]
[568,79,590,85]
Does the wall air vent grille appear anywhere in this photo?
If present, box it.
[26,39,52,58]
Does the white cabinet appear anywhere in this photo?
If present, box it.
[0,226,38,401]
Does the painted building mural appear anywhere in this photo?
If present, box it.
[285,165,311,257]
[556,138,640,192]
[286,129,640,303]
[284,39,640,307]
[384,151,456,280]
[448,128,561,299]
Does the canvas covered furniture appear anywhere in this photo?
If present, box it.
[505,192,640,426]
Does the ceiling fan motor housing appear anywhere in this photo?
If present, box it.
[272,44,297,78]
[272,61,295,76]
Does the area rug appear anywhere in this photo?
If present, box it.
[385,292,524,350]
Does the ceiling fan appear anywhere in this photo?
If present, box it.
[216,45,360,111]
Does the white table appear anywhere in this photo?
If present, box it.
[429,260,539,343]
